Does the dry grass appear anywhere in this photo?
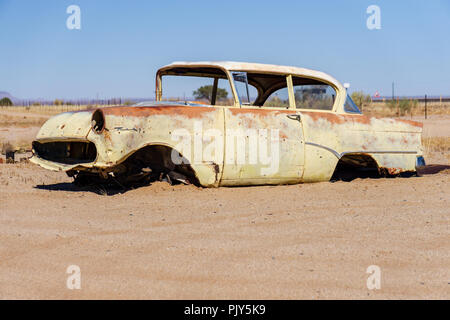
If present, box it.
[0,114,48,127]
[0,140,31,153]
[0,104,93,115]
[422,137,450,152]
[1,141,14,153]
[0,104,103,127]
[422,137,450,162]
[363,102,450,118]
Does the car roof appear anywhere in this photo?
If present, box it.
[158,61,344,91]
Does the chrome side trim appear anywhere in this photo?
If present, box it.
[341,150,418,156]
[305,142,341,159]
[305,142,418,159]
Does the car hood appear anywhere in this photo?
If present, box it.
[35,110,93,141]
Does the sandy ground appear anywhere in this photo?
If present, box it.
[0,164,449,300]
[0,111,449,300]
[0,127,40,147]
[409,115,450,138]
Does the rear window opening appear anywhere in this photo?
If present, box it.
[32,141,97,164]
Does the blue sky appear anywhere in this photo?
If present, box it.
[1,0,449,100]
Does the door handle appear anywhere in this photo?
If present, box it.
[287,114,301,122]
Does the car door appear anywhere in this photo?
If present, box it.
[220,107,305,186]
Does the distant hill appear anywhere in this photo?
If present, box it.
[0,91,19,104]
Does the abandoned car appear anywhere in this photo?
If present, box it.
[31,61,425,187]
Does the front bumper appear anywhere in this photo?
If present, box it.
[29,155,89,172]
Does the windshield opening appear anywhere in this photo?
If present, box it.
[159,67,233,106]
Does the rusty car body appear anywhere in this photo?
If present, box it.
[31,61,425,187]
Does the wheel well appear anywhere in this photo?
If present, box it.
[331,154,380,181]
[119,144,200,185]
[69,144,201,187]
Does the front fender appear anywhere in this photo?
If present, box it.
[88,106,225,187]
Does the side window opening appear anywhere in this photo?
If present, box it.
[250,74,337,110]
[231,72,258,105]
[244,73,289,108]
[293,82,336,111]
[263,87,290,108]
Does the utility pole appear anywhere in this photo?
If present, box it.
[392,82,394,101]
[425,94,427,119]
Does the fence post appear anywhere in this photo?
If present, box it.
[410,98,412,119]
[424,94,427,119]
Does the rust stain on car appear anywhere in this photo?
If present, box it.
[395,119,423,128]
[101,105,216,119]
[301,111,346,124]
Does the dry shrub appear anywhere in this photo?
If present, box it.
[422,137,450,155]
[0,140,31,154]
[1,141,14,154]
[13,140,32,152]
[364,102,450,117]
